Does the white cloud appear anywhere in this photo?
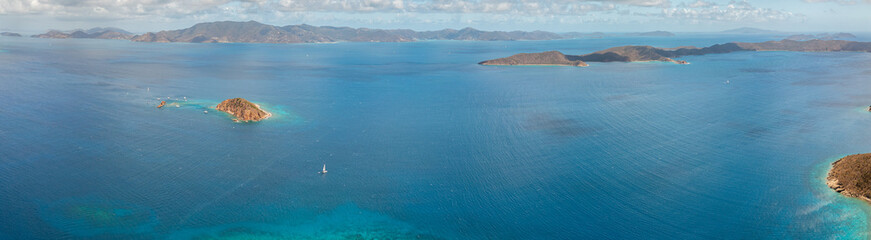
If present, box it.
[656,0,799,22]
[684,0,715,7]
[0,0,233,17]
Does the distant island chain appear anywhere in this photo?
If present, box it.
[7,21,855,44]
[479,39,871,66]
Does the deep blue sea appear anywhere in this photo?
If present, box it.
[2,34,871,239]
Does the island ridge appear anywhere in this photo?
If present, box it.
[480,39,871,67]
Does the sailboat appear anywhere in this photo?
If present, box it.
[318,164,327,174]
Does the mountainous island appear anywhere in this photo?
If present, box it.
[215,98,271,122]
[30,21,564,43]
[30,21,753,44]
[480,39,871,67]
[827,153,871,202]
[29,22,681,43]
[130,21,563,43]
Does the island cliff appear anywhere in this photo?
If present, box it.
[480,39,871,66]
[827,153,871,202]
[215,98,270,122]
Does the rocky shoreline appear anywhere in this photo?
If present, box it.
[827,153,871,203]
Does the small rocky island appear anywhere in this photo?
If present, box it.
[481,39,871,67]
[215,98,271,122]
[827,153,871,202]
[1,32,22,37]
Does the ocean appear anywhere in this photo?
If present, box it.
[1,34,871,239]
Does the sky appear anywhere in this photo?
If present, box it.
[0,0,869,34]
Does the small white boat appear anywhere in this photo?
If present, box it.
[318,164,327,174]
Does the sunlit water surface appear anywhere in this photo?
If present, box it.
[2,34,871,239]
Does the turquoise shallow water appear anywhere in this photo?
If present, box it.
[1,35,871,239]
